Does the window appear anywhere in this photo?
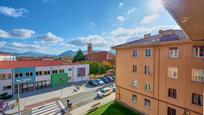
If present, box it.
[144,65,151,75]
[36,71,39,76]
[77,68,86,77]
[169,47,179,58]
[39,71,42,75]
[19,73,23,77]
[3,85,11,90]
[0,74,11,80]
[145,48,152,57]
[60,69,64,73]
[193,46,204,58]
[192,69,204,82]
[167,107,176,115]
[52,70,57,74]
[144,99,150,108]
[132,94,137,103]
[132,80,138,88]
[30,72,33,76]
[132,64,137,72]
[15,73,19,78]
[168,67,178,79]
[69,68,72,71]
[168,88,177,99]
[192,93,203,106]
[132,49,138,57]
[144,82,152,92]
[47,71,50,75]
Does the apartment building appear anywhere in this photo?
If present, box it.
[0,60,89,95]
[112,29,204,115]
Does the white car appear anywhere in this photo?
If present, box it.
[97,87,112,98]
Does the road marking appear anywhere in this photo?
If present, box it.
[31,101,62,115]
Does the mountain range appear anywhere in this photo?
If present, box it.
[0,50,116,57]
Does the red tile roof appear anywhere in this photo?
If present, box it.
[0,54,13,56]
[0,60,80,69]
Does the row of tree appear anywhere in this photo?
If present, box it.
[72,49,113,75]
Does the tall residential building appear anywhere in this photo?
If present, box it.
[112,29,204,115]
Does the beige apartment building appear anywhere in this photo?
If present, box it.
[112,29,204,115]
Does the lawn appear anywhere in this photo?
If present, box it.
[87,101,140,115]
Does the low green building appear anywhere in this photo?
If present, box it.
[51,73,68,87]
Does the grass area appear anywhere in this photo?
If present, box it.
[87,101,140,115]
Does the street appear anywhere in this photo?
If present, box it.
[20,83,115,115]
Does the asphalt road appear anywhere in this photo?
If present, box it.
[21,83,115,115]
[61,83,115,109]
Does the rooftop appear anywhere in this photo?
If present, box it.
[112,29,189,49]
[0,60,81,69]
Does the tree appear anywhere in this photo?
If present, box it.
[73,49,84,62]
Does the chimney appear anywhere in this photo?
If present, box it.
[159,29,174,37]
[144,33,151,39]
[87,43,92,54]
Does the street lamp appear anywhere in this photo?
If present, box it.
[16,80,21,115]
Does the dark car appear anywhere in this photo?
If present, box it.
[105,76,114,82]
[88,80,98,87]
[100,77,109,83]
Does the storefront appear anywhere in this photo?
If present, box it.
[14,67,35,93]
[35,80,51,89]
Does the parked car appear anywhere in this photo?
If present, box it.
[97,87,112,98]
[100,77,109,83]
[105,76,114,82]
[88,80,98,87]
[109,84,116,92]
[96,79,104,85]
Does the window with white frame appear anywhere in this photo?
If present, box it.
[132,49,138,57]
[169,47,179,58]
[132,64,137,72]
[192,93,203,106]
[132,94,137,103]
[193,46,204,58]
[168,67,178,79]
[192,69,204,82]
[144,82,152,92]
[132,80,138,88]
[144,65,151,75]
[144,98,150,108]
[145,48,152,57]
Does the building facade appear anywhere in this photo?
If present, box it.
[0,54,16,61]
[112,29,204,115]
[0,60,89,95]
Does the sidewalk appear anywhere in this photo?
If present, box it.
[70,93,115,115]
[4,81,104,114]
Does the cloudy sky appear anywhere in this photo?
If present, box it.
[0,0,179,54]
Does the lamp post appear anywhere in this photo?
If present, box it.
[16,80,21,115]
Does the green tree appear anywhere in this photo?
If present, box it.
[73,49,84,62]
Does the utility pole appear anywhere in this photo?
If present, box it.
[16,80,21,115]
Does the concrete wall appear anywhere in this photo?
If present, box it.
[71,64,89,82]
[35,66,51,82]
[0,69,12,95]
[115,41,204,115]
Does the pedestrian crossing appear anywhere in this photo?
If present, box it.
[31,101,62,115]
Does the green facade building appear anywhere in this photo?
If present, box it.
[51,73,68,87]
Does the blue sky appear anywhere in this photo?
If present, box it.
[0,0,179,54]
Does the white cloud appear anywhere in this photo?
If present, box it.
[126,8,136,15]
[68,35,108,47]
[117,16,125,23]
[141,14,159,24]
[0,6,28,18]
[67,24,180,50]
[90,22,95,26]
[0,28,35,39]
[43,0,56,4]
[38,32,63,44]
[0,41,6,47]
[118,2,124,8]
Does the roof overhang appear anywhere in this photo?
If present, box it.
[163,0,204,41]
